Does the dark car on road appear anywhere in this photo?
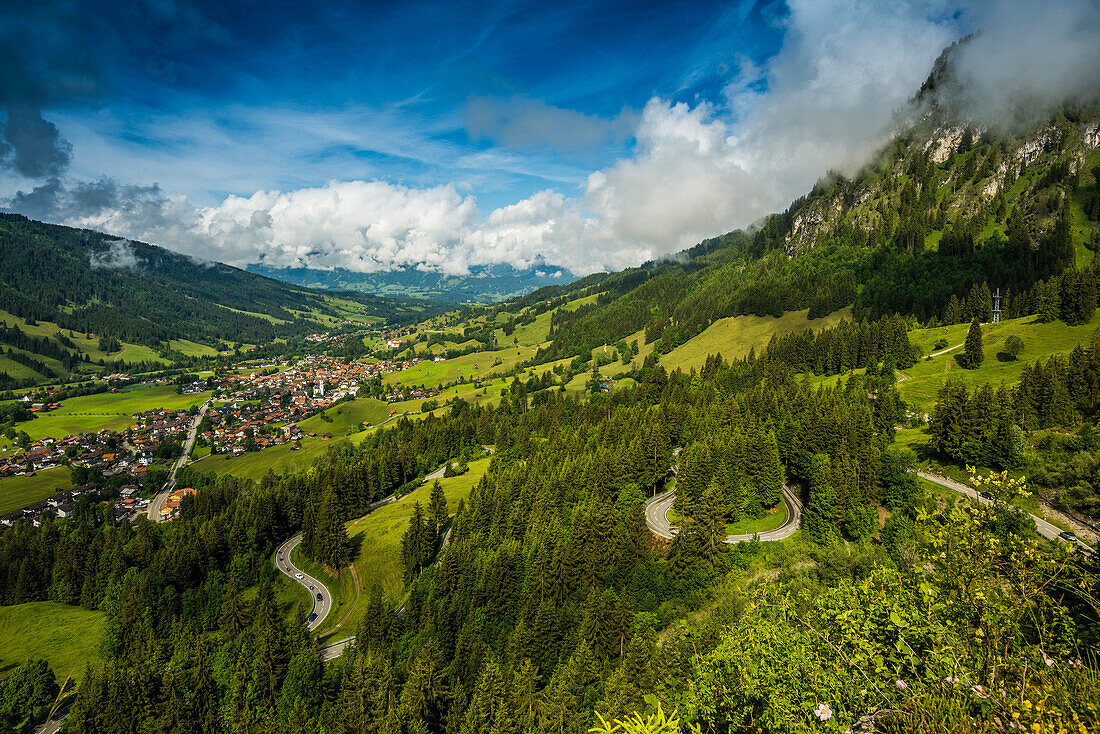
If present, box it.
[1059,530,1078,543]
[308,613,317,622]
[316,593,323,601]
[977,491,995,502]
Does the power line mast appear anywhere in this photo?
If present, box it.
[992,287,1002,323]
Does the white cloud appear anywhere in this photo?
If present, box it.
[88,238,142,270]
[561,0,959,266]
[929,0,1100,127]
[465,96,636,152]
[14,0,1100,278]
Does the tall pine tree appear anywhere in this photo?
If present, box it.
[962,318,984,369]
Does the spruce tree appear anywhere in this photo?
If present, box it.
[315,485,350,569]
[962,318,983,369]
[218,573,248,637]
[1037,278,1061,322]
[944,294,963,325]
[428,479,449,538]
[758,431,784,507]
[400,502,427,585]
[804,453,838,544]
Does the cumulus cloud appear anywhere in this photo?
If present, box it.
[563,0,960,263]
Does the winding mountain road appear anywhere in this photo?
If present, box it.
[646,483,803,542]
[278,454,481,656]
[275,534,331,632]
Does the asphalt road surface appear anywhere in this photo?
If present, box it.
[32,700,71,734]
[918,471,1096,554]
[275,534,331,632]
[645,482,803,543]
[273,492,397,653]
[320,637,356,661]
[424,462,458,481]
[147,399,212,522]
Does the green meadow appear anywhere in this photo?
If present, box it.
[0,467,72,515]
[661,307,852,373]
[20,384,212,441]
[0,602,106,683]
[315,455,492,644]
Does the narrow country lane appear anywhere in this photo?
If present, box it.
[917,471,1096,554]
[927,341,964,358]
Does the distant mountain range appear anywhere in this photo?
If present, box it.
[247,262,578,304]
[0,214,437,367]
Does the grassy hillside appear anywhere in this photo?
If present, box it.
[385,344,538,388]
[1,309,165,366]
[312,455,491,643]
[190,433,347,480]
[0,602,106,682]
[898,311,1100,410]
[661,307,852,372]
[0,215,442,387]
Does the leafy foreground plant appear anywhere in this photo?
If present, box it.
[602,471,1099,733]
[591,699,695,734]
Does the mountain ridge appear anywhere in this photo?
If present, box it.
[247,261,577,304]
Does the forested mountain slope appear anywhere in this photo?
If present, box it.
[1,42,1099,734]
[0,214,434,369]
[517,101,1100,362]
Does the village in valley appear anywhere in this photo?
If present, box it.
[0,347,438,527]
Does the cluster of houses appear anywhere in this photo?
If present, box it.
[384,384,442,404]
[129,409,196,455]
[1,484,97,527]
[0,481,147,528]
[1,351,449,528]
[304,331,366,346]
[198,356,361,453]
[380,327,415,351]
[158,487,197,521]
[204,401,309,454]
[0,429,139,476]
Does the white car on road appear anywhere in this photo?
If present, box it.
[295,573,304,579]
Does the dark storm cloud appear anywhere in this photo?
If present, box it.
[6,178,65,220]
[0,1,108,178]
[0,0,230,180]
[0,109,72,178]
[6,177,167,222]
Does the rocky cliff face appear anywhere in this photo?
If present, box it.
[781,110,1100,254]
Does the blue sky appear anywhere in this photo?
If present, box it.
[43,0,785,209]
[2,1,1098,274]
